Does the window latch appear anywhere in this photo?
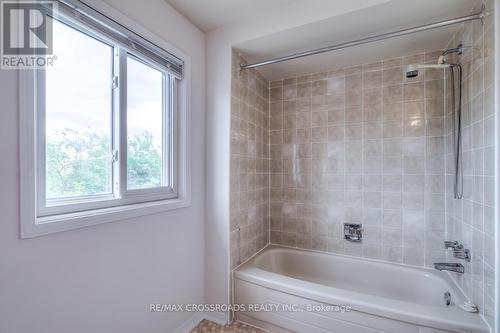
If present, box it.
[112,76,119,89]
[112,150,119,162]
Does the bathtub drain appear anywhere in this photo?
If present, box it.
[444,291,451,306]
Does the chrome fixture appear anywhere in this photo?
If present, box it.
[344,223,362,242]
[453,245,471,261]
[404,44,467,78]
[434,263,465,274]
[444,240,470,261]
[444,240,459,249]
[405,63,451,78]
[459,301,479,313]
[406,44,465,199]
[444,291,452,306]
[445,46,465,200]
[240,6,484,70]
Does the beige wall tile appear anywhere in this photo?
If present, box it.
[230,51,270,269]
[231,43,492,301]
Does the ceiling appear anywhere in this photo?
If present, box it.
[166,0,480,80]
[165,0,300,32]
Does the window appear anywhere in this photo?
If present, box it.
[20,1,189,237]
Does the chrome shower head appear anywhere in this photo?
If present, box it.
[405,64,419,78]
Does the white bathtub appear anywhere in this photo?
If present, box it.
[233,245,489,333]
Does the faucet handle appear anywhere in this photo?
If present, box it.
[444,240,458,249]
[444,241,471,261]
[453,247,471,261]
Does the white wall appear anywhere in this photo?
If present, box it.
[0,0,205,332]
[495,0,500,331]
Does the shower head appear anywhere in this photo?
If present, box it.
[405,65,419,78]
[405,63,451,78]
[406,43,464,78]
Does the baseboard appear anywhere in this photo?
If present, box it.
[203,311,229,325]
[173,312,204,333]
[173,311,229,333]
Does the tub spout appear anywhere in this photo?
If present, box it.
[434,263,464,274]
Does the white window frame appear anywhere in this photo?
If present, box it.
[19,0,191,238]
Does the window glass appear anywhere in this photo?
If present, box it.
[126,55,164,190]
[45,19,113,199]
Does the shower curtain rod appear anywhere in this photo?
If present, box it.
[240,6,485,70]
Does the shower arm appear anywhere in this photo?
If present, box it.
[442,45,464,57]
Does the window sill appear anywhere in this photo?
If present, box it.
[21,197,190,238]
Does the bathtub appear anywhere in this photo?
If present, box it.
[233,245,489,333]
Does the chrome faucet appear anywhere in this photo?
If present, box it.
[344,223,362,242]
[444,240,470,261]
[434,263,464,274]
